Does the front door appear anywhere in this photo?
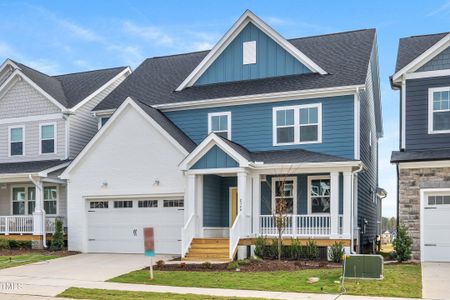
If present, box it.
[230,187,238,225]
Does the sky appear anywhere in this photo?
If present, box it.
[1,0,450,217]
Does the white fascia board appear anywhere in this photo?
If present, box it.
[176,10,326,91]
[92,108,116,117]
[156,84,364,112]
[0,59,19,73]
[250,160,362,170]
[0,113,63,125]
[405,69,450,80]
[70,67,131,112]
[60,97,188,178]
[178,133,249,171]
[38,161,71,177]
[392,33,450,83]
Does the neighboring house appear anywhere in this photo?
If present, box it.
[391,31,450,262]
[61,10,384,259]
[0,59,131,247]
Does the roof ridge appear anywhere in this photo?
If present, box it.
[402,32,450,40]
[288,28,375,41]
[53,66,128,78]
[148,50,209,60]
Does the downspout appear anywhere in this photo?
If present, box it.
[350,164,364,254]
[29,174,47,248]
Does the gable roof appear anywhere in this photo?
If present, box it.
[95,28,376,111]
[5,59,129,109]
[176,10,326,91]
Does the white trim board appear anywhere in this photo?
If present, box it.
[399,160,450,169]
[208,111,232,140]
[175,10,326,91]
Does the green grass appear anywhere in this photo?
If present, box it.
[109,263,422,298]
[58,287,267,300]
[0,253,60,269]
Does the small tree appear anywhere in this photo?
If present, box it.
[393,224,412,262]
[273,196,288,260]
[50,219,65,251]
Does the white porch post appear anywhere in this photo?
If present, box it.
[330,172,340,237]
[196,175,203,237]
[237,172,250,236]
[32,179,44,236]
[342,171,352,238]
[251,174,261,236]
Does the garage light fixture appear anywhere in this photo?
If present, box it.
[153,178,160,186]
[101,181,108,189]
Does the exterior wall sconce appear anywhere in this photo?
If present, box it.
[101,181,108,189]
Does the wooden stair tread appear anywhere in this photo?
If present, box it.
[185,238,231,260]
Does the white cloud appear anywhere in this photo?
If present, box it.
[58,20,102,42]
[123,21,174,47]
[108,45,144,67]
[427,0,450,16]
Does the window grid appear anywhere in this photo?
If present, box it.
[208,112,231,139]
[90,201,109,209]
[40,123,56,154]
[138,200,158,208]
[163,199,184,208]
[308,176,331,214]
[272,178,296,214]
[429,87,450,133]
[114,200,133,208]
[9,126,24,156]
[428,195,450,205]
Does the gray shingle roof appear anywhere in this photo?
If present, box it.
[391,149,450,163]
[394,32,449,73]
[0,159,70,174]
[11,60,128,109]
[94,29,376,111]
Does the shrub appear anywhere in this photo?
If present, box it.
[50,219,65,251]
[227,261,240,270]
[0,239,10,250]
[289,239,302,260]
[304,239,319,260]
[237,259,251,266]
[268,239,279,259]
[254,236,266,258]
[393,224,413,262]
[156,260,165,267]
[329,242,345,263]
[202,261,212,269]
[9,240,32,249]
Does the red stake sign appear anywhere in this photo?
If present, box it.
[143,227,155,280]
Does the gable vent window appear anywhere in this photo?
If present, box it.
[243,41,256,65]
[9,126,24,156]
[429,87,450,133]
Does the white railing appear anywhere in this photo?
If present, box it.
[229,213,244,259]
[181,214,196,258]
[0,216,33,234]
[260,214,335,237]
[45,216,65,233]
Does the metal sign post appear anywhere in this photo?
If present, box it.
[143,227,155,280]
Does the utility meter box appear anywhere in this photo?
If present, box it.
[344,254,384,279]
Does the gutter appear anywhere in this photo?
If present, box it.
[350,164,364,254]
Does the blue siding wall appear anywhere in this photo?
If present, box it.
[417,46,450,72]
[203,175,237,227]
[260,174,342,215]
[195,22,311,86]
[166,95,355,159]
[192,145,238,169]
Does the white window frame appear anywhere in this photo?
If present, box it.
[208,111,232,139]
[8,125,25,157]
[10,185,37,215]
[243,40,256,65]
[273,103,322,146]
[307,175,331,215]
[97,116,110,130]
[39,122,57,155]
[271,176,297,215]
[428,86,450,134]
[43,185,59,216]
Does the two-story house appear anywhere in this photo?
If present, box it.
[391,32,450,262]
[62,10,383,260]
[0,59,130,247]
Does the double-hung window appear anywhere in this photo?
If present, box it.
[44,186,57,215]
[12,187,35,215]
[272,177,297,214]
[429,87,450,133]
[40,123,56,154]
[308,176,331,214]
[273,104,322,145]
[208,112,231,139]
[9,126,24,156]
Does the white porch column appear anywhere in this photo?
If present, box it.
[185,174,196,220]
[196,175,203,237]
[237,172,250,236]
[251,174,261,236]
[330,172,340,237]
[32,179,44,236]
[342,171,352,238]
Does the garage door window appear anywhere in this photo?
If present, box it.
[163,199,184,208]
[90,201,108,209]
[114,200,133,208]
[138,200,158,208]
[428,195,450,205]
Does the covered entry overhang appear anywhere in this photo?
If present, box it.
[179,133,363,258]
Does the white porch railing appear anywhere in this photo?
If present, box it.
[0,216,34,234]
[181,214,196,258]
[259,214,344,237]
[229,213,244,259]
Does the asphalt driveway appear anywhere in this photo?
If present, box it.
[422,262,450,300]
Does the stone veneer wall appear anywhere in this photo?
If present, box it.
[399,166,450,260]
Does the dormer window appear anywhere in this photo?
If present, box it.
[429,87,450,134]
[208,112,231,139]
[243,41,256,65]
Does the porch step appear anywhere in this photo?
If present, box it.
[184,238,231,261]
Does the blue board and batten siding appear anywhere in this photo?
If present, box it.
[203,175,237,227]
[166,95,355,159]
[195,23,311,86]
[405,75,450,150]
[417,46,450,72]
[192,145,238,169]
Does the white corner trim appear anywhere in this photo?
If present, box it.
[427,86,450,134]
[392,33,450,83]
[207,111,232,139]
[354,92,360,159]
[175,10,326,91]
[401,79,406,149]
[69,67,131,112]
[60,97,188,179]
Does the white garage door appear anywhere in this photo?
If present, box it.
[87,198,184,254]
[423,194,450,262]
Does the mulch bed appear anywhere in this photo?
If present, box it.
[154,260,342,272]
[0,249,78,256]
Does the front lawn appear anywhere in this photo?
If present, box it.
[59,287,266,300]
[0,253,61,269]
[110,263,422,298]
